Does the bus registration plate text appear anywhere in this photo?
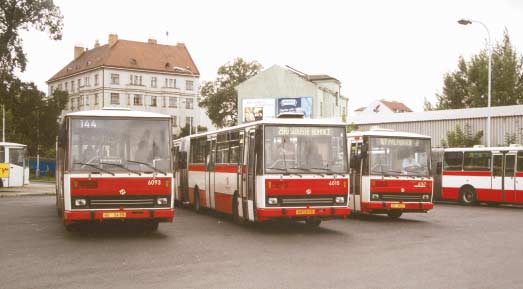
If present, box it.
[390,203,405,209]
[102,212,126,218]
[296,209,315,215]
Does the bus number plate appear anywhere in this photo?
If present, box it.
[296,209,315,215]
[102,212,126,218]
[390,204,405,209]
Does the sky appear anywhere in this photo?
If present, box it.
[18,0,523,112]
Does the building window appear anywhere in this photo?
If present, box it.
[57,84,62,91]
[71,81,75,92]
[111,74,119,85]
[94,74,99,86]
[70,98,74,110]
[130,74,142,86]
[85,95,90,106]
[165,78,176,88]
[110,93,120,105]
[77,79,81,90]
[150,96,157,107]
[50,86,54,94]
[162,96,166,107]
[185,98,194,109]
[169,96,178,108]
[185,116,193,128]
[94,93,99,105]
[65,82,69,92]
[186,80,194,91]
[133,94,143,106]
[172,115,177,127]
[151,77,157,88]
[84,76,90,86]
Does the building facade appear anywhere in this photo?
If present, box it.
[47,34,213,135]
[354,99,412,114]
[348,104,523,147]
[235,65,348,123]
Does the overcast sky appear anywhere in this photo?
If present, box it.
[18,0,523,112]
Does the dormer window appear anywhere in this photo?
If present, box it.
[165,62,170,68]
[130,58,137,65]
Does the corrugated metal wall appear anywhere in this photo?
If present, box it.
[355,115,523,147]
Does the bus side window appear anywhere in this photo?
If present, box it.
[443,152,463,171]
[517,152,523,172]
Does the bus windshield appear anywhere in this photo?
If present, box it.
[69,118,171,172]
[368,137,430,177]
[264,126,347,174]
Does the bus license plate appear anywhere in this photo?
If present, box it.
[296,209,315,215]
[391,204,405,209]
[102,212,126,218]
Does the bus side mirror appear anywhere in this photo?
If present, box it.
[436,162,442,174]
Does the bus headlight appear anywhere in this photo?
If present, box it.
[267,197,278,205]
[371,194,380,200]
[75,199,87,207]
[335,197,345,204]
[157,197,168,205]
[422,194,430,201]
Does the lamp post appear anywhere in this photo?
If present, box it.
[458,19,492,146]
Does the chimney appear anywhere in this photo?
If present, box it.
[74,46,84,59]
[148,38,157,44]
[94,39,100,48]
[108,34,118,47]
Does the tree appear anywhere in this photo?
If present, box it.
[0,0,63,76]
[199,58,262,128]
[175,124,207,139]
[429,30,523,110]
[441,123,483,147]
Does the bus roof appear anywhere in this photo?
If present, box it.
[443,146,523,152]
[347,130,431,139]
[182,118,347,139]
[65,108,171,119]
[0,142,27,148]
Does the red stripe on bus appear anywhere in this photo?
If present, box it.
[64,209,174,224]
[70,177,171,196]
[442,171,492,176]
[360,202,433,212]
[214,192,233,214]
[516,172,523,177]
[265,178,349,196]
[256,207,350,221]
[370,179,432,193]
[188,165,206,172]
[441,187,460,200]
[214,165,238,173]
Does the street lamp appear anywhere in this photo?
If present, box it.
[458,18,492,146]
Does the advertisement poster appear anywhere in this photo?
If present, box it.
[277,97,313,118]
[242,99,275,122]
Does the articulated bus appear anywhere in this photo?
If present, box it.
[173,117,351,227]
[348,129,434,218]
[56,108,174,231]
[434,146,523,205]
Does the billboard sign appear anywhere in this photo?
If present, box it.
[242,98,276,122]
[277,97,313,118]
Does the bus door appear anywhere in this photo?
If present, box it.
[516,151,523,203]
[237,131,245,219]
[8,147,25,187]
[492,152,516,202]
[242,129,256,221]
[206,136,216,209]
[349,141,363,212]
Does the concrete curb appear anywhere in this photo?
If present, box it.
[0,192,55,198]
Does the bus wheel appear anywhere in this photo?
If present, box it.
[194,189,201,213]
[460,187,476,205]
[305,217,322,228]
[387,210,403,219]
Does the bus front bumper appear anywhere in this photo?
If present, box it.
[256,207,350,222]
[63,208,174,225]
[361,202,433,213]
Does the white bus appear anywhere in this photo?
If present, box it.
[435,146,523,205]
[173,117,351,227]
[56,108,174,231]
[0,142,29,187]
[348,129,434,218]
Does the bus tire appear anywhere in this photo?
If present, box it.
[194,188,201,213]
[387,210,403,218]
[305,217,322,227]
[232,191,240,224]
[460,186,476,205]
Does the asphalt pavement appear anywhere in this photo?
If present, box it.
[1,196,522,289]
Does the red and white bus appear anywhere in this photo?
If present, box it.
[173,117,351,227]
[56,108,174,231]
[348,129,434,218]
[435,146,523,205]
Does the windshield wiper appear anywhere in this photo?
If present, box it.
[100,162,141,176]
[73,162,115,176]
[127,160,167,175]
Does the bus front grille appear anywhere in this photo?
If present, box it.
[379,193,423,202]
[89,198,155,208]
[276,196,339,207]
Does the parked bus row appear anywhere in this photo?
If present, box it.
[55,108,436,230]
